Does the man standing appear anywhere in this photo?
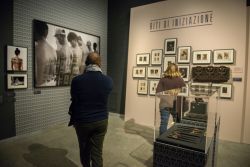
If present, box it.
[54,29,73,86]
[69,52,113,167]
[11,48,23,71]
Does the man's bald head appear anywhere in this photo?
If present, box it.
[85,52,101,67]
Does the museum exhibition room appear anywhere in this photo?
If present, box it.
[1,0,250,166]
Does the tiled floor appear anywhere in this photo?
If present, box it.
[0,114,249,167]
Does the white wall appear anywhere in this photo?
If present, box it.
[243,7,250,144]
[125,0,248,143]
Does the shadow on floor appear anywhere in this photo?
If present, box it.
[124,119,154,144]
[23,143,78,167]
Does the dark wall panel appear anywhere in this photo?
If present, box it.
[107,0,165,114]
[0,0,16,140]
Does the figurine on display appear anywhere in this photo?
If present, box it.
[156,63,185,135]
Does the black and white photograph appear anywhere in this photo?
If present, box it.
[136,53,150,65]
[147,66,162,79]
[192,50,212,64]
[163,56,176,72]
[213,49,235,64]
[151,49,163,65]
[149,80,159,95]
[177,46,191,63]
[137,80,148,95]
[33,19,100,88]
[7,74,28,89]
[212,83,232,99]
[7,45,27,72]
[132,67,146,78]
[178,65,190,82]
[178,83,189,96]
[164,38,177,55]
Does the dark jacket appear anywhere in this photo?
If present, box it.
[156,77,185,93]
[69,71,113,125]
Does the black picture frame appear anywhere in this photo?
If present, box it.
[136,53,150,65]
[33,19,100,88]
[178,65,190,82]
[7,45,28,72]
[7,73,28,89]
[147,66,162,79]
[132,67,146,78]
[163,56,176,72]
[151,49,163,65]
[164,38,177,55]
[149,80,159,96]
[192,50,212,65]
[212,83,233,99]
[177,46,191,64]
[137,80,148,95]
[213,49,235,64]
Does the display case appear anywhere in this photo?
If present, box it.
[153,88,219,167]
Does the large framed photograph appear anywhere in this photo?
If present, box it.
[7,45,28,71]
[178,65,190,82]
[33,19,100,88]
[137,80,148,95]
[192,50,212,65]
[212,83,232,99]
[213,49,235,64]
[177,46,191,64]
[149,80,159,96]
[164,38,177,55]
[132,67,146,78]
[7,74,28,89]
[178,83,189,96]
[147,66,162,79]
[136,53,150,65]
[163,56,176,72]
[151,49,163,65]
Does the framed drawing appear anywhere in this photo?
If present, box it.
[192,50,212,65]
[178,83,189,96]
[164,38,177,55]
[147,66,162,79]
[163,56,176,72]
[33,19,100,88]
[149,80,159,96]
[178,65,190,82]
[132,67,146,78]
[136,53,150,65]
[212,83,232,99]
[7,45,28,72]
[151,49,163,65]
[137,80,148,95]
[213,49,235,64]
[7,74,28,89]
[177,46,191,63]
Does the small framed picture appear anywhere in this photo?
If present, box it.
[178,65,190,82]
[151,49,163,65]
[192,50,212,64]
[137,80,148,95]
[63,73,71,86]
[7,45,28,71]
[213,49,235,64]
[178,83,189,96]
[164,38,177,55]
[163,56,176,72]
[212,83,232,99]
[7,74,28,89]
[132,67,146,78]
[190,82,211,94]
[136,53,150,65]
[177,46,191,64]
[147,66,162,79]
[149,80,159,96]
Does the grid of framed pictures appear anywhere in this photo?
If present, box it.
[132,37,235,98]
[6,45,28,90]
